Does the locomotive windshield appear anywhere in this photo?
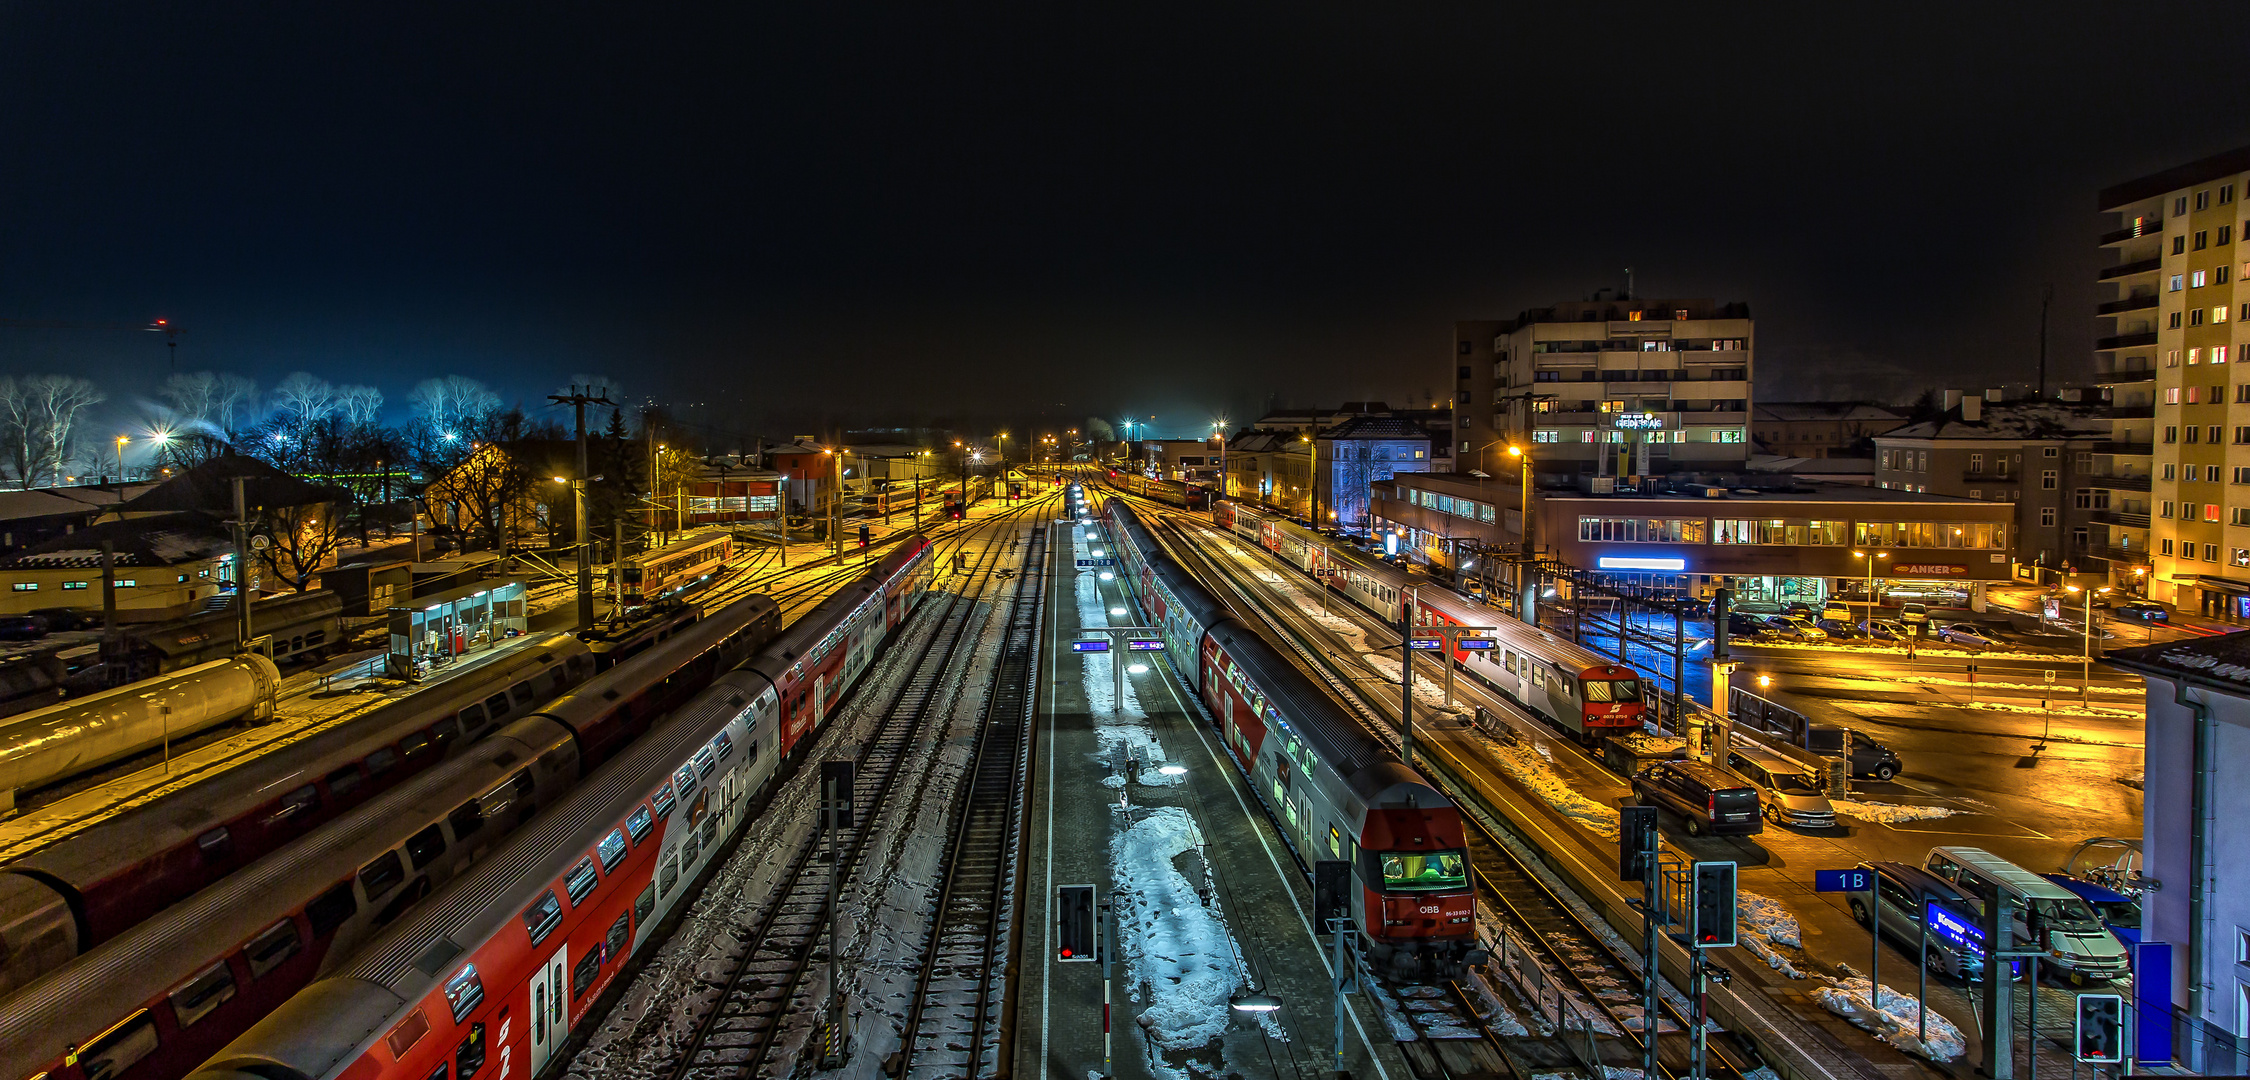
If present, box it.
[1379,850,1467,891]
[1582,677,1641,702]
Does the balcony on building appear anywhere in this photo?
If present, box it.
[2092,361,2156,385]
[2098,219,2165,247]
[2093,440,2155,456]
[2096,331,2160,352]
[1961,470,2018,484]
[2097,257,2161,281]
[2107,403,2155,419]
[2088,471,2152,492]
[2089,508,2153,529]
[2096,294,2159,317]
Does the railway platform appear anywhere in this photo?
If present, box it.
[1018,515,1410,1080]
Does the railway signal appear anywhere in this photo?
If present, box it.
[1691,861,1737,948]
[2075,993,2123,1063]
[1619,805,1657,881]
[1058,884,1095,961]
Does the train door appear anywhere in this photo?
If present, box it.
[1296,793,1315,857]
[529,950,568,1074]
[814,673,828,721]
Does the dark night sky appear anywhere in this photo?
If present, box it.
[5,4,2250,439]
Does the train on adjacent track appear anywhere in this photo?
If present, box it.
[1210,499,1646,742]
[0,653,284,813]
[0,598,794,1080]
[1099,494,1476,976]
[166,535,935,1080]
[616,532,733,608]
[1102,469,1209,510]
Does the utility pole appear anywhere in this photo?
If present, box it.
[2038,283,2053,398]
[1399,590,1416,769]
[550,385,616,630]
[232,476,254,650]
[831,446,845,559]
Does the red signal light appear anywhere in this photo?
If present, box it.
[1060,947,1073,958]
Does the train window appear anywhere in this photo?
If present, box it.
[386,1008,431,1060]
[652,781,676,820]
[243,919,301,979]
[674,765,698,802]
[681,824,701,864]
[267,784,320,826]
[564,857,600,906]
[304,629,326,648]
[659,848,678,896]
[693,747,716,778]
[510,681,536,708]
[430,717,461,750]
[327,764,365,799]
[195,826,233,862]
[626,805,653,845]
[746,738,758,762]
[79,1010,158,1080]
[605,911,630,958]
[635,883,656,925]
[484,693,512,720]
[399,731,433,762]
[1329,826,1343,858]
[597,829,629,872]
[366,747,400,776]
[425,1064,447,1080]
[699,814,718,850]
[458,704,488,734]
[168,959,238,1028]
[307,880,357,936]
[454,1022,487,1079]
[359,851,406,900]
[448,798,485,840]
[571,948,602,999]
[444,964,486,1022]
[407,824,447,869]
[712,731,733,760]
[545,664,565,690]
[522,890,563,945]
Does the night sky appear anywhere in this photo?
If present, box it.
[5,4,2250,438]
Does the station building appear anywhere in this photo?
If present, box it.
[1369,471,2016,611]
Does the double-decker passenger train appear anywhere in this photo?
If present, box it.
[1097,494,1475,976]
[1210,500,1645,742]
[616,532,733,608]
[1103,470,1209,510]
[0,590,805,1080]
[140,538,933,1080]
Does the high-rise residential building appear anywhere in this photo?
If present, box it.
[1454,294,1754,481]
[2096,146,2250,614]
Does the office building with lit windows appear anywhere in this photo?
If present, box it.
[1453,294,1753,481]
[2096,146,2250,616]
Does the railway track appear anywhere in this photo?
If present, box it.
[662,501,1046,1080]
[892,524,1047,1079]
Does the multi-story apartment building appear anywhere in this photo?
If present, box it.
[2095,146,2250,613]
[1871,392,2112,584]
[1751,401,1905,459]
[1455,294,1754,481]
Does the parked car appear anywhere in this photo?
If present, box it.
[1726,745,1836,828]
[1933,622,1994,648]
[1897,601,1930,627]
[1726,612,1772,638]
[1846,729,1904,781]
[0,615,50,642]
[1926,846,2131,984]
[1633,760,1764,837]
[2039,873,2142,948]
[2114,600,2170,623]
[1861,618,1909,642]
[1854,861,2014,981]
[1780,602,1819,618]
[1815,617,1864,640]
[1764,615,1829,642]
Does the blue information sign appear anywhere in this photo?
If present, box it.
[1814,868,1875,893]
[1407,638,1445,651]
[1076,558,1115,567]
[1126,639,1165,651]
[1457,638,1496,650]
[1071,640,1111,653]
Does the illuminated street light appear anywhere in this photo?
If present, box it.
[1158,764,1187,776]
[1230,990,1283,1013]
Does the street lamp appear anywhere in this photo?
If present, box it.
[113,436,128,483]
[1506,444,1534,556]
[1851,550,1890,623]
[2064,584,2112,703]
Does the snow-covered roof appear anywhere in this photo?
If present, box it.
[1319,416,1433,441]
[1875,402,2111,441]
[2108,630,2250,696]
[1754,402,1906,423]
[0,512,233,569]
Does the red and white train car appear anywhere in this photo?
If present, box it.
[1211,500,1646,741]
[170,538,931,1080]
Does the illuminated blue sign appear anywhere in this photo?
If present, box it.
[1456,638,1496,650]
[1127,639,1165,651]
[1925,900,1985,953]
[1598,556,1688,572]
[1815,868,1874,893]
[1407,638,1445,651]
[1071,640,1111,653]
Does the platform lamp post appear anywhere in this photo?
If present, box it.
[1852,549,1890,623]
[2065,584,2111,704]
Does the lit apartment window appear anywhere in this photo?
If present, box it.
[2211,505,2225,523]
[2235,549,2250,567]
[1628,310,1643,322]
[2167,388,2182,404]
[60,582,86,591]
[1533,429,1558,443]
[8,583,33,592]
[2218,306,2231,324]
[2195,269,2209,288]
[2172,274,2186,291]
[2219,346,2232,364]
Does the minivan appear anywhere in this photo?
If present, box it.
[1633,760,1764,837]
[1726,746,1835,829]
[1854,861,2016,981]
[1925,847,2131,984]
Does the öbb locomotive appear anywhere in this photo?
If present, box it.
[1099,495,1476,976]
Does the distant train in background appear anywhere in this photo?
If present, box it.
[1103,470,1209,510]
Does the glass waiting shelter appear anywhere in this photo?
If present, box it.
[387,578,529,677]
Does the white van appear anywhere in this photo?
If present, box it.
[1924,846,2129,984]
[1726,745,1836,829]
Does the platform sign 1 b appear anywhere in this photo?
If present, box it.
[1814,868,1875,893]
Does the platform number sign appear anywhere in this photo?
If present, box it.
[2075,994,2123,1063]
[1814,868,1874,893]
[1058,884,1095,962]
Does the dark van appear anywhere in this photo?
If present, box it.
[1633,760,1763,837]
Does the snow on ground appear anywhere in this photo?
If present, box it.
[1469,729,1620,840]
[1112,800,1252,1054]
[1884,674,2140,695]
[1814,973,1967,1062]
[1952,699,2140,718]
[1831,799,1963,824]
[1736,891,1807,979]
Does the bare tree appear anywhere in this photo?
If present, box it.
[0,375,105,488]
[159,372,222,424]
[336,385,385,427]
[410,375,501,435]
[270,373,339,424]
[214,374,258,439]
[257,496,349,593]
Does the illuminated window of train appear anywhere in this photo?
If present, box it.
[694,746,717,778]
[626,805,654,845]
[713,731,733,760]
[359,851,406,900]
[79,1011,158,1080]
[652,781,677,820]
[1582,677,1641,702]
[572,948,601,999]
[522,890,563,945]
[406,824,446,869]
[243,919,301,979]
[660,848,679,896]
[635,883,657,925]
[1379,850,1468,891]
[168,959,238,1028]
[365,747,400,776]
[597,829,629,872]
[674,765,698,802]
[306,881,357,936]
[605,911,630,957]
[1329,826,1343,858]
[327,764,364,799]
[564,857,601,906]
[455,1021,487,1079]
